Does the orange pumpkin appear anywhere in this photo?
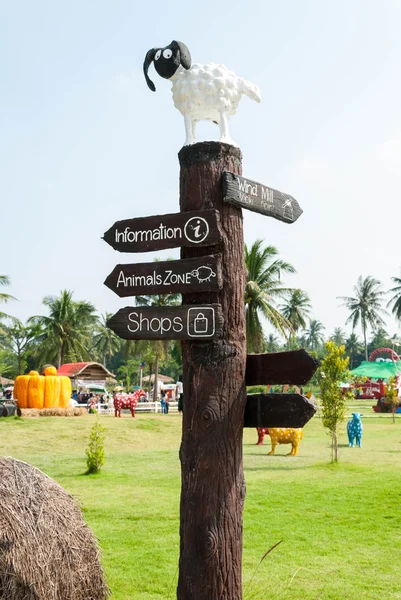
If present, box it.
[27,372,45,409]
[14,370,40,408]
[14,367,71,409]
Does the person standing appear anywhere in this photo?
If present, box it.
[165,390,169,414]
[177,375,184,413]
[160,389,166,414]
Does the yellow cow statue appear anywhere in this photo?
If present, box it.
[266,427,304,456]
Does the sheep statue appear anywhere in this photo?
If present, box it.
[347,412,363,448]
[143,40,261,147]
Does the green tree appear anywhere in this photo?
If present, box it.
[330,327,346,346]
[318,341,353,462]
[265,333,281,353]
[280,289,312,347]
[368,327,392,356]
[345,333,363,369]
[92,313,121,367]
[338,276,388,360]
[244,240,295,352]
[1,319,42,375]
[117,359,140,392]
[0,275,16,321]
[30,290,98,367]
[387,274,401,322]
[304,319,325,351]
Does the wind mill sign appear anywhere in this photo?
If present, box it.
[102,38,316,600]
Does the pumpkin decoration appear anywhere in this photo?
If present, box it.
[13,371,39,409]
[14,367,72,410]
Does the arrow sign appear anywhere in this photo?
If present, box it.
[107,304,223,341]
[103,210,222,253]
[244,393,317,428]
[222,172,303,224]
[246,349,319,386]
[104,255,222,297]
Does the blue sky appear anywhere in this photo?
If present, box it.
[2,0,401,341]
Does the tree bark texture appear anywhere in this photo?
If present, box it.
[177,142,247,600]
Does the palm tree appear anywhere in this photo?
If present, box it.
[304,319,325,351]
[0,276,16,322]
[29,290,98,367]
[265,333,281,353]
[244,240,295,353]
[345,333,362,369]
[135,290,180,401]
[338,276,388,360]
[387,274,401,321]
[92,313,121,367]
[280,289,312,343]
[330,327,346,346]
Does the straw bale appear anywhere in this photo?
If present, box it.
[0,458,109,599]
[20,407,85,418]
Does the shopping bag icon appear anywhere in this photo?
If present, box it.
[187,307,215,338]
[193,313,208,334]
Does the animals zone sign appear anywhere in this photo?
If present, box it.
[104,255,222,297]
[107,304,223,341]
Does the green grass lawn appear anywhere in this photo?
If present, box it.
[1,410,400,599]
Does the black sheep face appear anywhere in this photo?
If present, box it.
[143,40,191,91]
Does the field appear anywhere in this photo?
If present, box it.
[1,408,400,600]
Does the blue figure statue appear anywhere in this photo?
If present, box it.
[347,412,363,448]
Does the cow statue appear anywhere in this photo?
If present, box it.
[258,427,304,456]
[347,412,363,448]
[113,390,146,418]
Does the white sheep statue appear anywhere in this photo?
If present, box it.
[143,40,261,147]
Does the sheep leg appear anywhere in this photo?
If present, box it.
[184,113,195,145]
[218,111,235,145]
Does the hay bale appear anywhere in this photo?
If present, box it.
[0,458,109,599]
[20,407,86,418]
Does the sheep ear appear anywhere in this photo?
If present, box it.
[171,40,191,70]
[143,48,157,91]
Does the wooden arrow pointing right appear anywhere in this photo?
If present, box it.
[246,349,319,386]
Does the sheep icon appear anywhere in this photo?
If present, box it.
[190,266,216,283]
[143,40,261,147]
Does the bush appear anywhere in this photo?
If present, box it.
[85,420,106,474]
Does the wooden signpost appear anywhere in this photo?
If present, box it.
[103,209,222,253]
[107,304,223,341]
[103,140,310,598]
[222,172,303,224]
[104,255,222,297]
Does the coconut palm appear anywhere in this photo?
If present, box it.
[280,289,312,336]
[387,274,401,322]
[92,313,121,367]
[265,333,281,353]
[29,290,98,367]
[304,319,325,351]
[244,240,295,353]
[0,276,16,323]
[345,333,363,369]
[338,276,388,360]
[330,327,346,346]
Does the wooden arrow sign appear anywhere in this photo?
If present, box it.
[222,172,303,224]
[246,349,319,386]
[107,304,223,341]
[104,255,222,297]
[103,210,222,253]
[243,393,317,428]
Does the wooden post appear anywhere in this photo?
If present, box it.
[178,142,246,599]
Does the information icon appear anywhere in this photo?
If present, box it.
[187,307,215,338]
[184,216,210,244]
